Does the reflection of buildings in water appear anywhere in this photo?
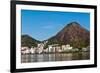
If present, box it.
[48,53,55,61]
[63,53,73,60]
[72,53,82,60]
[71,52,90,60]
[81,52,90,59]
[21,52,90,63]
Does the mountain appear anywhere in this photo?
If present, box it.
[47,22,90,48]
[21,35,41,47]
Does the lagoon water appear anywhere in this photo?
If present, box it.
[21,52,90,63]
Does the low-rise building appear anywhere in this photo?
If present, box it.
[62,44,73,51]
[21,46,28,51]
[37,43,44,54]
[48,45,54,53]
[43,48,49,53]
[48,44,59,53]
[21,47,30,54]
[30,47,35,54]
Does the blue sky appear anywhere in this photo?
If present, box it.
[21,9,90,41]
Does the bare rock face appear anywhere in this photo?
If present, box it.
[48,22,90,48]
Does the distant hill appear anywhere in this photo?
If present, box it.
[47,22,90,48]
[21,35,41,48]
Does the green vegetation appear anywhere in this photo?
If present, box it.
[21,35,41,48]
[69,38,89,50]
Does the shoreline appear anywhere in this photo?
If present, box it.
[21,51,90,55]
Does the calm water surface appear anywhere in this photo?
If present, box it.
[21,52,90,63]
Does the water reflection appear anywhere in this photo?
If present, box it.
[21,52,90,63]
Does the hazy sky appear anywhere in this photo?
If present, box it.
[21,9,90,41]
